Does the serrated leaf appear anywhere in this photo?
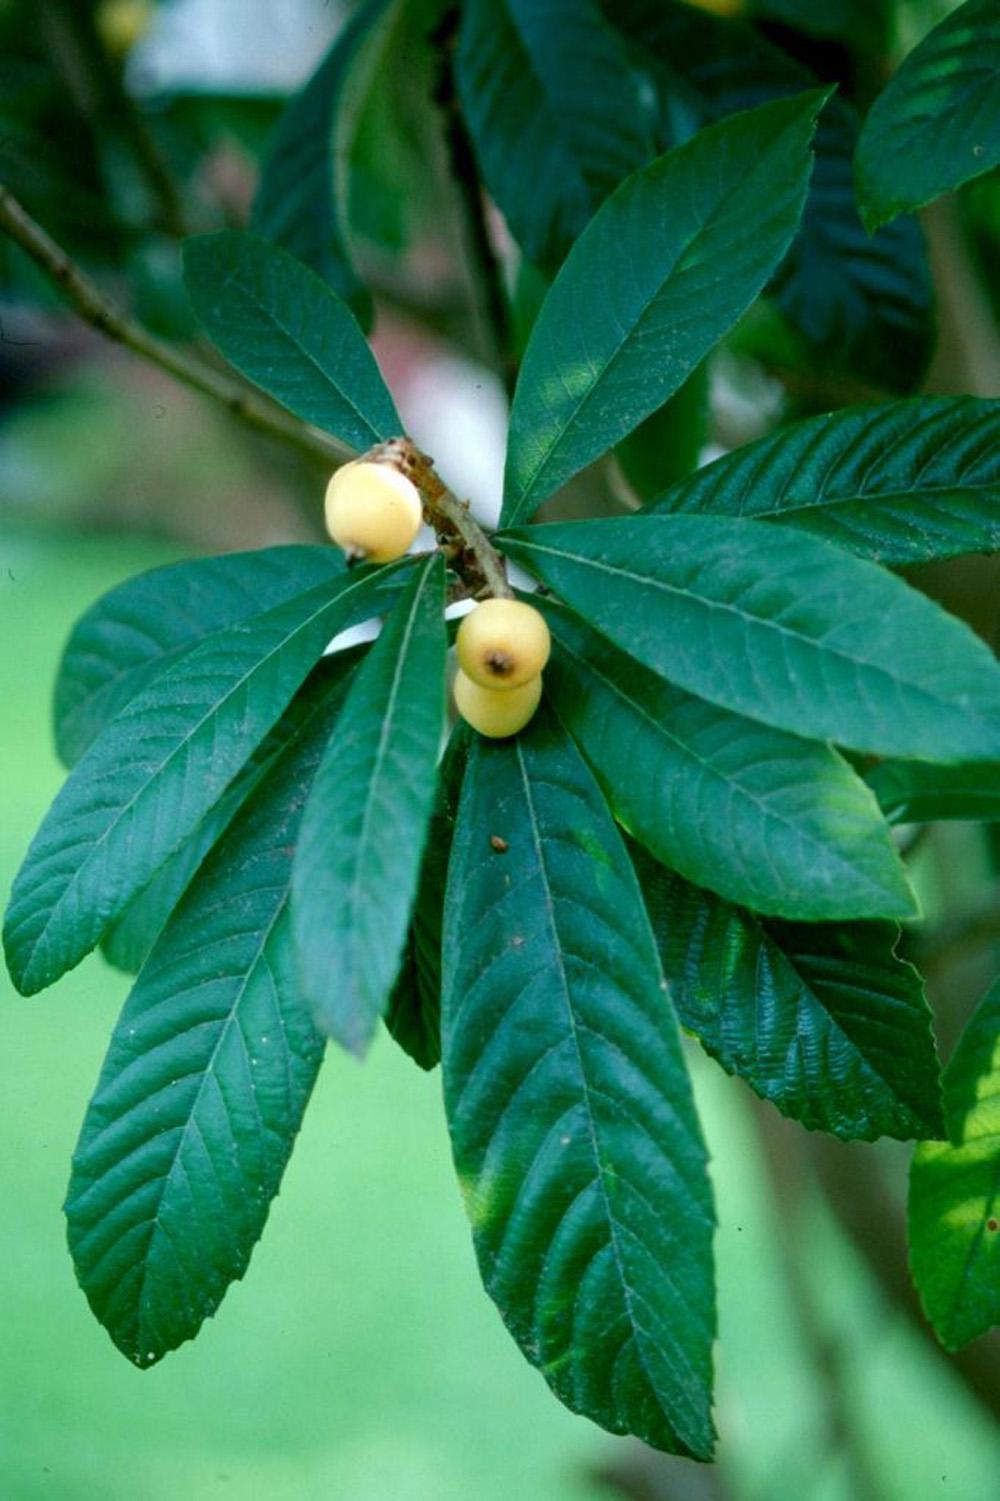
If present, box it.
[442,710,715,1458]
[55,546,347,767]
[856,0,1000,231]
[498,516,1000,762]
[647,397,1000,566]
[385,725,469,1071]
[64,659,356,1366]
[539,597,914,921]
[909,974,1000,1350]
[605,0,932,390]
[251,0,392,323]
[101,653,366,975]
[501,92,824,524]
[292,555,446,1055]
[456,0,654,268]
[5,565,402,996]
[183,231,399,451]
[635,850,944,1142]
[868,758,1000,826]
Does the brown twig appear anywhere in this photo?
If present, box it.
[370,438,511,600]
[0,187,512,601]
[0,184,352,467]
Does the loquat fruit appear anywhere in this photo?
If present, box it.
[456,598,551,690]
[324,460,423,563]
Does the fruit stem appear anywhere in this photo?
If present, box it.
[367,438,512,600]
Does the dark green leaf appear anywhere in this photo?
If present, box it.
[101,654,366,975]
[648,398,1000,565]
[385,726,469,1071]
[909,973,1000,1350]
[64,660,355,1366]
[856,0,1000,231]
[635,851,944,1142]
[539,597,914,920]
[456,0,654,268]
[605,0,932,390]
[292,556,446,1055]
[183,231,399,451]
[251,0,393,322]
[5,565,401,996]
[869,758,1000,826]
[55,546,347,767]
[501,92,825,524]
[749,0,891,54]
[499,516,1000,761]
[442,711,715,1458]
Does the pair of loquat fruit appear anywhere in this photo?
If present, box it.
[325,459,549,738]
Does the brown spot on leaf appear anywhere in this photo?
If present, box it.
[490,835,509,852]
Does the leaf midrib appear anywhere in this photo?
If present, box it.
[514,740,699,1439]
[217,259,387,444]
[512,115,809,510]
[18,575,368,978]
[511,535,979,731]
[554,632,903,909]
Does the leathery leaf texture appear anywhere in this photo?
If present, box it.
[64,656,359,1366]
[538,596,914,922]
[292,555,447,1055]
[5,563,400,996]
[635,853,943,1143]
[441,710,716,1458]
[498,516,1000,762]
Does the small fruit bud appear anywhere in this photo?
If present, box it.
[453,669,542,738]
[324,460,423,563]
[456,598,551,690]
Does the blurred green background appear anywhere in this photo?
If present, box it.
[3,0,1000,1495]
[2,534,998,1498]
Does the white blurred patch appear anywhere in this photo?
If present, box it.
[128,0,341,97]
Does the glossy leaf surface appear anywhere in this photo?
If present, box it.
[499,516,1000,762]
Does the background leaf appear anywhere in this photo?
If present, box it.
[856,0,1000,230]
[385,726,469,1071]
[183,232,400,451]
[5,565,400,996]
[54,546,347,767]
[605,0,932,390]
[869,759,1000,826]
[501,91,824,524]
[647,397,1000,565]
[635,850,944,1143]
[499,516,1000,762]
[292,556,446,1055]
[456,0,654,269]
[539,596,914,921]
[909,973,1000,1350]
[442,710,715,1458]
[64,658,355,1366]
[251,0,393,323]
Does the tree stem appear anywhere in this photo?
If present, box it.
[0,187,511,600]
[0,185,352,467]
